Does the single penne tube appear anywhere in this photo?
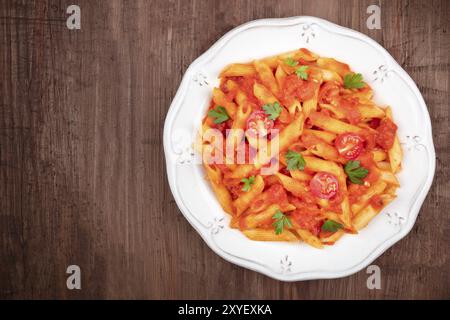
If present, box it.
[233,175,265,216]
[296,229,323,248]
[351,180,387,214]
[340,196,353,229]
[389,136,402,173]
[230,216,240,229]
[244,204,280,228]
[243,228,299,242]
[225,79,238,91]
[345,89,373,102]
[309,112,363,134]
[275,66,286,89]
[378,169,400,186]
[309,140,340,162]
[317,68,343,84]
[204,164,234,215]
[380,193,396,206]
[319,103,345,119]
[302,82,319,116]
[275,65,287,89]
[385,106,403,173]
[259,56,279,69]
[376,161,391,170]
[321,229,346,244]
[234,101,252,129]
[384,184,398,196]
[212,88,236,119]
[253,82,279,105]
[235,91,248,107]
[353,205,378,231]
[220,63,256,77]
[317,198,329,208]
[292,48,319,61]
[277,112,305,152]
[287,99,302,115]
[227,164,255,179]
[372,149,387,162]
[254,60,279,95]
[245,203,296,228]
[316,57,351,77]
[303,155,343,178]
[358,104,385,119]
[275,172,308,197]
[290,170,313,181]
[227,103,251,147]
[323,211,344,224]
[303,129,336,144]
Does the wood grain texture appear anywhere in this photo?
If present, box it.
[0,0,449,299]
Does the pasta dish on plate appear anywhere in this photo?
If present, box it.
[197,48,402,248]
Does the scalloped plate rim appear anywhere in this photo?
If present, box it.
[163,16,436,281]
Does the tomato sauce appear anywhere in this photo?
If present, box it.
[281,74,316,105]
[318,81,340,104]
[356,151,379,184]
[266,184,289,207]
[369,195,384,209]
[376,118,397,150]
[291,204,322,236]
[348,184,368,204]
[338,97,361,124]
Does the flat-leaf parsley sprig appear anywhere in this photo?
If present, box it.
[208,106,230,124]
[241,176,255,192]
[272,210,293,235]
[285,150,306,171]
[343,73,365,89]
[262,102,282,120]
[295,65,309,80]
[321,220,343,232]
[344,160,369,184]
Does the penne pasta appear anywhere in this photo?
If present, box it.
[233,175,265,216]
[199,48,402,248]
[220,63,256,77]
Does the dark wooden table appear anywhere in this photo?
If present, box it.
[1,0,449,299]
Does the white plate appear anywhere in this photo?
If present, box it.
[163,16,435,281]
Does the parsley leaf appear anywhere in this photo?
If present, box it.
[284,57,299,67]
[285,150,306,171]
[344,160,369,184]
[262,102,282,120]
[322,220,343,232]
[208,106,230,124]
[343,73,365,89]
[295,65,309,80]
[272,210,293,235]
[241,175,255,192]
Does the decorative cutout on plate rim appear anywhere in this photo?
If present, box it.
[372,65,392,83]
[176,146,195,164]
[170,130,195,164]
[402,135,426,151]
[193,72,209,87]
[300,24,315,43]
[208,216,225,234]
[280,255,292,274]
[386,212,405,226]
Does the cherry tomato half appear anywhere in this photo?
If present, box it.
[334,132,364,159]
[310,172,339,199]
[246,110,274,137]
